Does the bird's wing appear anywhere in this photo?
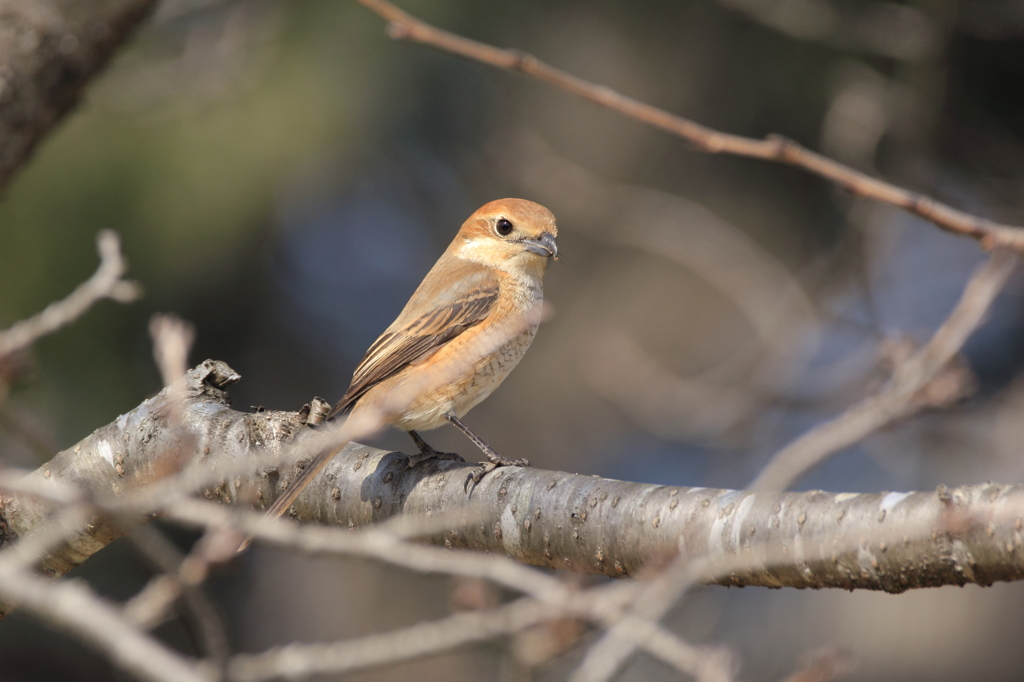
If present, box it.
[329,262,499,418]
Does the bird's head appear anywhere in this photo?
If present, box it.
[452,199,558,278]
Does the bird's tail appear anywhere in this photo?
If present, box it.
[237,440,349,552]
[265,440,349,519]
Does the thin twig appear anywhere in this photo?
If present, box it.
[0,556,208,682]
[226,597,553,682]
[122,524,230,669]
[170,498,724,681]
[7,365,1024,594]
[568,551,706,682]
[750,249,1018,491]
[166,499,569,604]
[3,504,94,569]
[227,591,723,682]
[150,313,196,388]
[352,0,1024,254]
[238,466,999,682]
[0,231,141,358]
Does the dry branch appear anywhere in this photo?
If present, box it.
[751,249,1018,491]
[353,0,1024,254]
[165,500,724,680]
[0,0,158,191]
[227,597,553,681]
[2,360,1023,623]
[0,230,141,358]
[0,552,209,682]
[224,583,729,682]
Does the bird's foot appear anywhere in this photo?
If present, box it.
[406,448,465,469]
[406,430,466,468]
[465,452,532,490]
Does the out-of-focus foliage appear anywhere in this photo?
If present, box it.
[3,0,1024,680]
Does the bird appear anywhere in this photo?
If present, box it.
[263,198,558,520]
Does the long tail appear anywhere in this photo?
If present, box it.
[237,440,349,552]
[264,440,350,519]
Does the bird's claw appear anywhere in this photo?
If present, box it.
[406,450,465,469]
[464,455,532,491]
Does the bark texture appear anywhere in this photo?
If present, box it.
[0,0,157,191]
[1,360,1022,623]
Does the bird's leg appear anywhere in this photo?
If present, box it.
[404,430,465,468]
[445,414,531,488]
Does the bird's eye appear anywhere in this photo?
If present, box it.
[496,218,514,236]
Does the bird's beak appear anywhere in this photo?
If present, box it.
[523,232,559,260]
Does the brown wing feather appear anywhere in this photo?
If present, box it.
[327,280,498,419]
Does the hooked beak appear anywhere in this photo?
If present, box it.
[522,232,558,260]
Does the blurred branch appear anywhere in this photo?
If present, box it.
[0,550,208,682]
[2,360,1023,623]
[353,0,1024,255]
[715,0,939,62]
[0,230,141,358]
[149,313,196,387]
[513,148,822,440]
[751,250,1018,491]
[0,360,270,619]
[781,646,857,682]
[170,500,720,681]
[122,524,229,670]
[0,0,158,191]
[569,546,713,682]
[225,588,730,682]
[2,362,1023,681]
[227,597,559,682]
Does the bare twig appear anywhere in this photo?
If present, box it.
[122,524,229,668]
[166,499,567,604]
[715,0,939,62]
[573,267,1018,682]
[171,500,721,681]
[226,587,726,682]
[150,313,196,387]
[751,250,1018,491]
[187,499,706,681]
[568,551,705,682]
[0,555,208,682]
[3,368,1023,679]
[352,0,1024,254]
[5,364,1024,597]
[0,231,141,358]
[226,596,554,682]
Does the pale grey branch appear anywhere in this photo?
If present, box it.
[0,554,208,682]
[2,360,1022,616]
[751,249,1018,491]
[0,231,141,358]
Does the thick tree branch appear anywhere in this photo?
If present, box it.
[352,0,1024,254]
[2,359,1023,625]
[0,0,157,191]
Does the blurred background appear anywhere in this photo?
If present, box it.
[2,0,1024,679]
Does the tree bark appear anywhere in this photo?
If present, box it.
[2,360,1022,623]
[0,0,157,191]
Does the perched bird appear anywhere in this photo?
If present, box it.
[264,198,558,520]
